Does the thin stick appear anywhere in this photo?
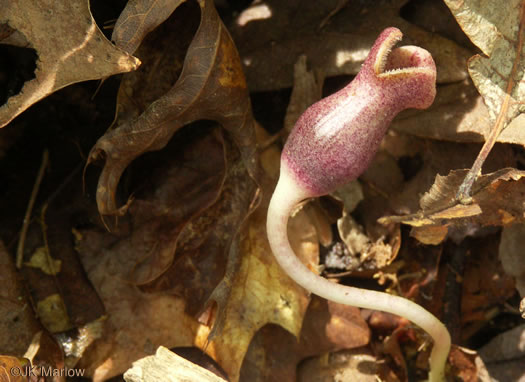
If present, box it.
[16,149,49,268]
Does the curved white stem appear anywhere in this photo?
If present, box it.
[267,167,450,382]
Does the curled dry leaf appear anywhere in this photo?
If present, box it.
[0,0,140,128]
[74,129,233,380]
[88,0,258,216]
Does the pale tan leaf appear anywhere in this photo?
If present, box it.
[443,0,525,200]
[444,0,525,122]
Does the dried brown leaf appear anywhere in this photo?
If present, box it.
[75,225,208,381]
[240,297,370,382]
[88,0,257,216]
[382,168,525,240]
[231,0,470,91]
[0,0,140,128]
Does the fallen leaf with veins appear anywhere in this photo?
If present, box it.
[88,0,258,216]
[0,0,140,128]
[74,225,209,381]
[112,0,188,55]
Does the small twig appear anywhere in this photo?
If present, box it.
[16,149,49,268]
[258,129,285,151]
[318,0,349,30]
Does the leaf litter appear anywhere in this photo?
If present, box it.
[1,0,525,381]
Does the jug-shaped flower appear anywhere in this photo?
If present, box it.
[282,27,436,196]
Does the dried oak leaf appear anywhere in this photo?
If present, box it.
[88,0,257,216]
[133,129,259,342]
[381,168,525,240]
[76,233,208,382]
[230,0,470,92]
[443,0,525,199]
[0,0,139,128]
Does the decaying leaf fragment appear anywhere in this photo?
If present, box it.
[89,0,257,216]
[0,0,140,128]
[498,224,525,298]
[443,0,525,200]
[381,168,525,244]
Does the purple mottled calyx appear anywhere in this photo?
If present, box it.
[282,27,436,196]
